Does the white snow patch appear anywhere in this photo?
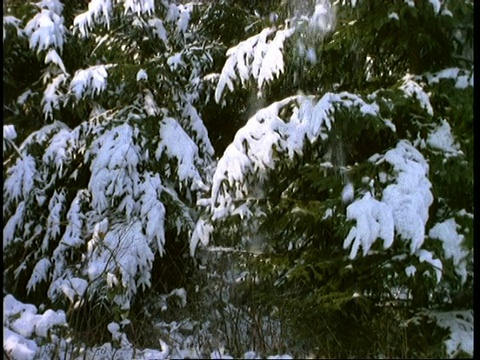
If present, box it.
[429,0,442,14]
[73,0,112,38]
[215,27,294,102]
[58,277,89,304]
[59,190,88,249]
[85,221,155,309]
[4,328,38,360]
[70,65,111,100]
[86,123,141,213]
[345,141,433,259]
[423,68,473,89]
[190,218,214,256]
[44,48,66,73]
[322,208,333,220]
[42,73,68,119]
[41,191,66,252]
[123,0,155,15]
[177,4,192,33]
[210,93,381,220]
[166,3,193,34]
[427,310,473,358]
[26,258,52,294]
[457,209,473,219]
[400,75,433,115]
[167,52,184,71]
[4,294,67,359]
[341,182,354,203]
[388,12,400,20]
[42,127,72,175]
[380,141,433,254]
[4,155,37,206]
[136,69,148,82]
[143,90,160,116]
[169,288,187,308]
[308,1,335,37]
[17,90,35,105]
[36,0,64,15]
[416,249,443,283]
[383,119,396,132]
[405,265,416,277]
[138,173,166,255]
[148,18,168,46]
[3,125,17,141]
[156,117,208,191]
[24,8,66,53]
[3,125,17,154]
[182,101,215,158]
[429,219,468,283]
[3,15,23,42]
[34,309,67,338]
[426,119,461,157]
[3,202,26,249]
[343,192,395,259]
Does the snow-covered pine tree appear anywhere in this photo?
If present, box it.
[198,0,473,357]
[3,0,228,344]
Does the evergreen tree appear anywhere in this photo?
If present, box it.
[202,0,473,357]
[3,0,225,345]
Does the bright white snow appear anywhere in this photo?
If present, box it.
[400,75,434,115]
[69,65,111,100]
[380,141,433,254]
[426,119,462,157]
[123,0,155,15]
[156,117,208,192]
[343,192,394,259]
[4,294,67,360]
[429,219,468,283]
[3,125,18,154]
[73,0,113,38]
[86,123,141,213]
[24,8,66,53]
[215,27,294,102]
[4,155,37,208]
[422,67,474,89]
[42,73,68,119]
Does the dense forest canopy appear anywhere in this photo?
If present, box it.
[3,0,473,359]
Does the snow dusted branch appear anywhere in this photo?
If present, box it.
[73,0,113,38]
[344,141,433,258]
[399,75,434,116]
[3,125,20,159]
[206,91,381,222]
[214,26,295,103]
[24,2,66,54]
[69,65,113,100]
